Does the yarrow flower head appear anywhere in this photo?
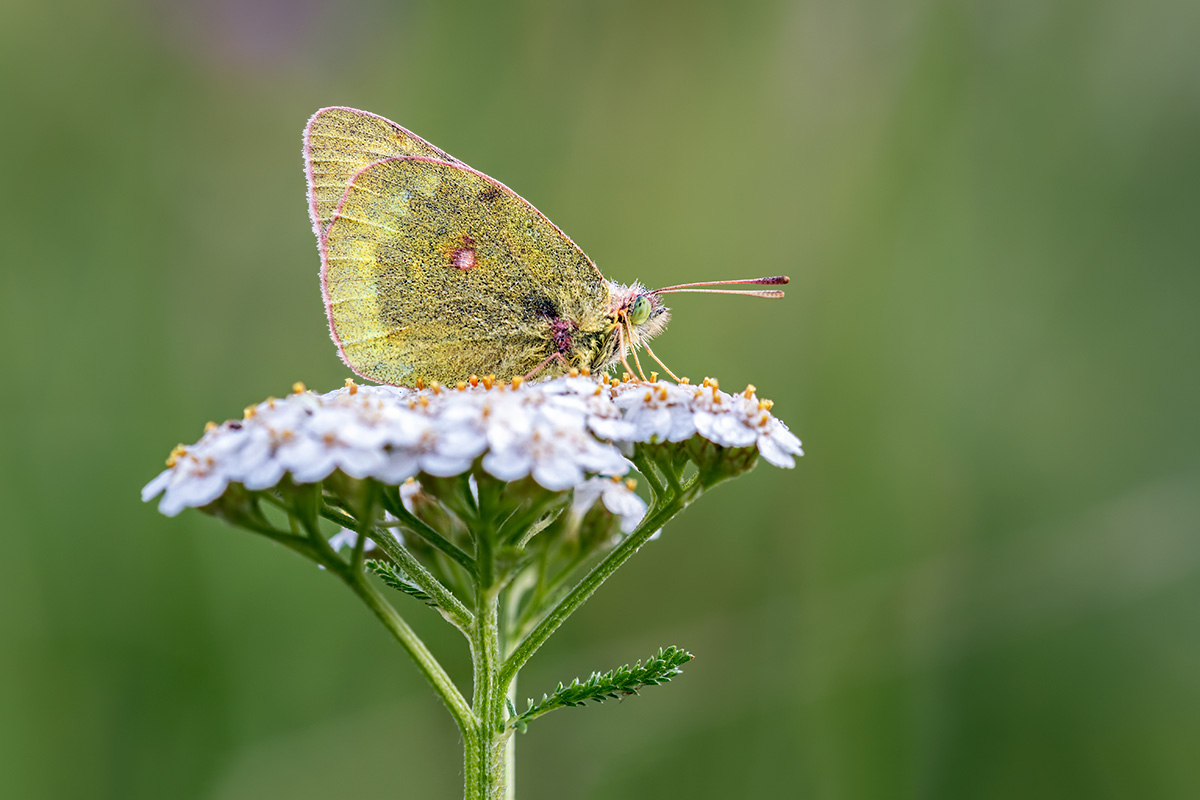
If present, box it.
[143,374,801,520]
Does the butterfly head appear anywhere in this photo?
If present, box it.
[610,281,671,343]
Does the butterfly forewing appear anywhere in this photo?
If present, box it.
[321,156,611,385]
[304,107,460,241]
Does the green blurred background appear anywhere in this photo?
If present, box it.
[3,0,1198,797]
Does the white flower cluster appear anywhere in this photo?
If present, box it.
[143,375,802,517]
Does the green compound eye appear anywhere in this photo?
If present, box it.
[629,295,652,326]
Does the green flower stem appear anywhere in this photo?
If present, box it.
[466,498,510,800]
[498,488,691,690]
[350,515,369,571]
[630,451,667,498]
[229,513,324,561]
[466,587,508,800]
[341,567,476,735]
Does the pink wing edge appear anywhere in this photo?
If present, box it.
[317,154,607,384]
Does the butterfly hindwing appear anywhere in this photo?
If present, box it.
[321,156,612,385]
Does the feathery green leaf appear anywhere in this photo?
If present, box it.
[511,646,693,729]
[366,559,438,608]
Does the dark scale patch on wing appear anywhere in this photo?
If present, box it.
[524,293,559,321]
[477,186,500,203]
[523,293,578,353]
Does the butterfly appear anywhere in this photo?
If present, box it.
[304,107,787,387]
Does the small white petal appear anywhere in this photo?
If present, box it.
[399,481,421,513]
[242,459,287,491]
[286,442,339,483]
[382,411,434,447]
[419,452,476,478]
[327,529,356,552]
[756,435,796,468]
[629,407,673,442]
[482,449,533,482]
[159,470,227,516]
[588,415,637,441]
[533,458,584,491]
[335,446,388,479]
[757,425,803,468]
[435,427,488,460]
[141,469,172,502]
[666,409,698,442]
[694,411,757,448]
[377,452,421,484]
[601,482,647,532]
[571,478,606,516]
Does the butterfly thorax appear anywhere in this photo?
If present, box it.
[517,281,670,379]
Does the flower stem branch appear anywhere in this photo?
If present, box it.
[380,488,478,574]
[630,450,667,500]
[239,519,326,563]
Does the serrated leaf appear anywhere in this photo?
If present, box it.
[366,559,438,608]
[511,646,693,729]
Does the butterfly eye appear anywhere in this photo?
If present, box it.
[629,295,652,326]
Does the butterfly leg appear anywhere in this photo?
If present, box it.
[638,338,682,383]
[614,322,640,381]
[624,319,650,382]
[524,352,570,381]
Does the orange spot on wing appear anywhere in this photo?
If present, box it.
[452,247,476,270]
[450,234,477,270]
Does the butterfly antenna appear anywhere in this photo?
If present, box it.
[652,275,789,299]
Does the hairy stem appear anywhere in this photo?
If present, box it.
[466,500,509,800]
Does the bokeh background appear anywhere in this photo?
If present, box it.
[3,0,1198,797]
